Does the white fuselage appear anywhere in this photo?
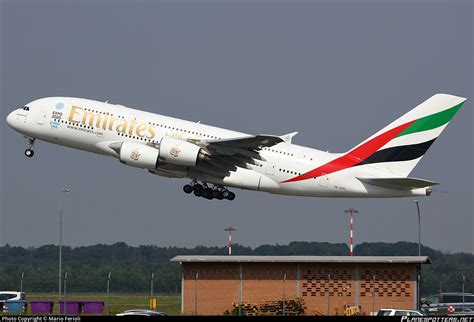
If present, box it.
[6,97,429,198]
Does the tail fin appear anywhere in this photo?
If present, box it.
[348,93,466,177]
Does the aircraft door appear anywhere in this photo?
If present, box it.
[127,109,141,136]
[319,174,329,188]
[128,111,138,123]
[265,162,276,176]
[37,109,47,125]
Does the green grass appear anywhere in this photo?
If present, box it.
[14,292,181,316]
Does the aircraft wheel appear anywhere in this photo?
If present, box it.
[194,189,202,197]
[216,191,224,200]
[202,188,213,199]
[222,190,230,199]
[226,192,236,201]
[194,184,204,192]
[183,185,193,194]
[25,149,34,157]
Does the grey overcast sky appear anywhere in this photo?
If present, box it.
[1,0,472,253]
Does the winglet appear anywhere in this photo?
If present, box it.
[280,132,298,144]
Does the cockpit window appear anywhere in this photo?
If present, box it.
[22,106,30,111]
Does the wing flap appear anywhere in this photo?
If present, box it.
[357,177,439,190]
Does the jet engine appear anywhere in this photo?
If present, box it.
[158,137,202,166]
[116,138,204,169]
[118,141,160,169]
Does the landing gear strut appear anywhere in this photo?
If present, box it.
[182,181,235,201]
[24,138,35,158]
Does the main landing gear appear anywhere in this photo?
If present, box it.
[183,182,235,201]
[24,138,35,158]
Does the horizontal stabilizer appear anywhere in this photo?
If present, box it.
[357,177,439,190]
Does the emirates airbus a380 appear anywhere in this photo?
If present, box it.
[6,94,466,200]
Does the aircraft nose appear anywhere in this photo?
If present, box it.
[6,110,16,128]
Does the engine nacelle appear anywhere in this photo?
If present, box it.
[119,141,160,169]
[116,138,202,169]
[158,137,201,166]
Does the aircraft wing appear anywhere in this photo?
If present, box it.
[357,177,439,190]
[193,134,290,177]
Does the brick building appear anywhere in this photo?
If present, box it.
[170,255,431,316]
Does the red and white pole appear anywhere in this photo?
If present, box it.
[224,226,236,256]
[344,208,359,256]
[350,213,353,256]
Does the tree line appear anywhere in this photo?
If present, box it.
[0,241,472,296]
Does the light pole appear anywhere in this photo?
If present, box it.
[106,272,111,315]
[238,266,242,317]
[20,272,24,293]
[412,200,421,256]
[194,272,199,315]
[150,272,154,299]
[150,272,155,310]
[462,275,465,313]
[372,274,376,315]
[327,273,331,316]
[20,272,24,315]
[64,272,68,315]
[58,188,70,303]
[282,273,286,316]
